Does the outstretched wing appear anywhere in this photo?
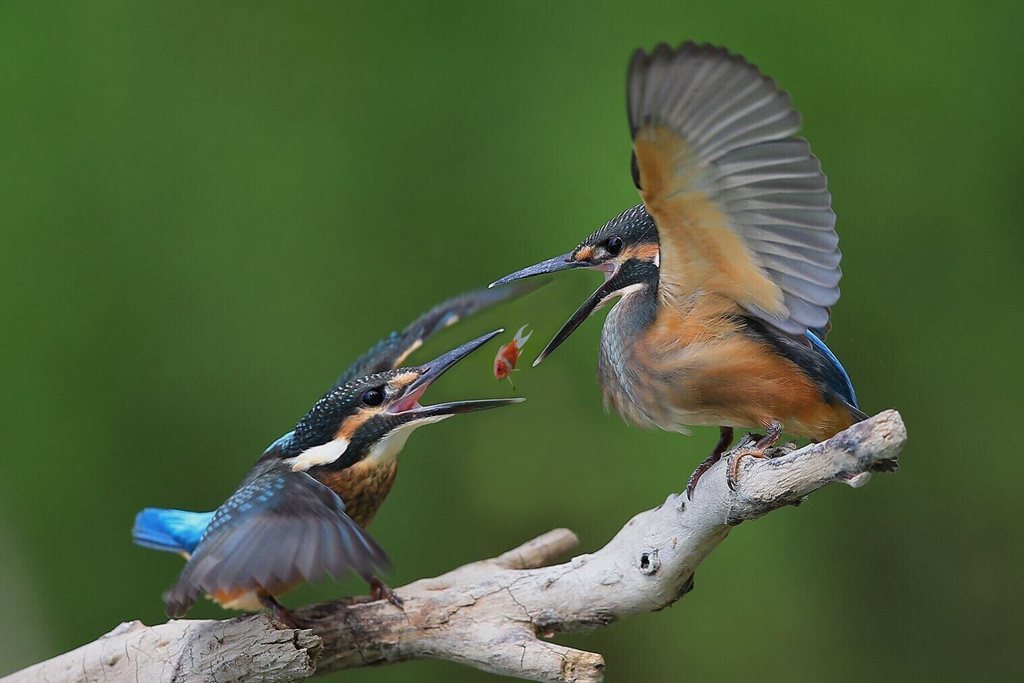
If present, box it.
[333,281,542,388]
[629,42,840,336]
[163,466,389,617]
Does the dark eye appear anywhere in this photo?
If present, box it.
[605,236,623,256]
[361,388,385,407]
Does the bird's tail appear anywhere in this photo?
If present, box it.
[132,508,214,556]
[848,403,869,423]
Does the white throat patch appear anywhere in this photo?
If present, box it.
[288,438,350,472]
[365,415,451,466]
[599,282,646,310]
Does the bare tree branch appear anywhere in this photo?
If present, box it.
[4,410,905,683]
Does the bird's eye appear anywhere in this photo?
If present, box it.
[361,388,385,406]
[605,236,623,256]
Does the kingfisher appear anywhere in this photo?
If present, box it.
[132,284,532,625]
[492,42,873,496]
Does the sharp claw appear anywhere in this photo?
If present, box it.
[726,447,769,491]
[687,427,734,500]
[726,422,784,491]
[369,577,405,609]
[687,453,719,499]
[273,607,302,629]
[685,471,701,500]
[258,592,302,628]
[726,455,741,491]
[766,441,799,459]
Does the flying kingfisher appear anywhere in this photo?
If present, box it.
[492,42,873,496]
[132,284,531,624]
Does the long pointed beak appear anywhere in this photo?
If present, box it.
[532,278,618,367]
[392,329,525,417]
[489,252,586,288]
[410,329,501,391]
[410,396,526,419]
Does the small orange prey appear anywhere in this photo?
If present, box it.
[493,325,532,386]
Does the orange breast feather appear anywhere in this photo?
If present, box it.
[638,303,855,441]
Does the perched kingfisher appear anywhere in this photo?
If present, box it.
[132,284,531,624]
[492,42,873,496]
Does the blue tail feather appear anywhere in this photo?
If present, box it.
[132,508,214,555]
[804,330,858,408]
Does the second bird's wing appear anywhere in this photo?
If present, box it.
[332,281,542,388]
[162,467,389,617]
[628,42,841,336]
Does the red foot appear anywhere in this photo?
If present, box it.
[725,421,783,491]
[369,577,404,608]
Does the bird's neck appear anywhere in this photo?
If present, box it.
[363,416,447,466]
[605,275,659,337]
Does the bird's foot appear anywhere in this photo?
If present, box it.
[686,452,721,499]
[726,447,769,490]
[767,441,799,458]
[369,577,404,609]
[257,592,304,629]
[686,427,734,500]
[725,421,783,491]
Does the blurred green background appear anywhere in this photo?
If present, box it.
[2,1,1021,680]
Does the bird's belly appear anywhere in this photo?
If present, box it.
[599,306,686,431]
[600,312,850,439]
[209,588,264,611]
[598,354,735,434]
[208,583,301,611]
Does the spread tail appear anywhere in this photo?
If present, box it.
[132,508,214,555]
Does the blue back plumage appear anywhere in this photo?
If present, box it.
[265,430,295,454]
[805,331,858,408]
[132,508,215,555]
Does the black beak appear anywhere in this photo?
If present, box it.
[393,330,525,418]
[532,277,619,367]
[533,258,655,366]
[488,252,588,288]
[490,251,653,367]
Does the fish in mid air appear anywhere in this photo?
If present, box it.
[494,325,532,387]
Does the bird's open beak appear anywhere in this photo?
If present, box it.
[531,272,633,367]
[488,252,590,288]
[490,252,640,367]
[487,252,604,366]
[390,330,525,419]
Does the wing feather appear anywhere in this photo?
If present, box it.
[163,468,389,617]
[629,42,841,335]
[333,281,543,388]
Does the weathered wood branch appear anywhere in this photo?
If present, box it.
[4,410,905,683]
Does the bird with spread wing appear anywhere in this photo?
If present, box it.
[132,283,535,624]
[492,42,876,496]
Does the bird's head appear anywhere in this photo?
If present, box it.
[280,330,521,472]
[490,205,659,365]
